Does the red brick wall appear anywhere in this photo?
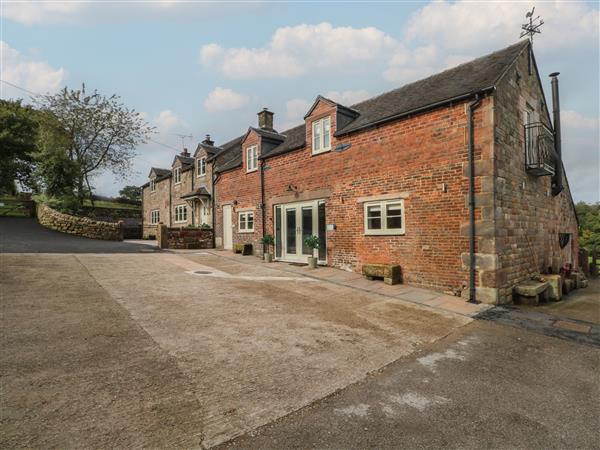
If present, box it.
[216,98,492,293]
[215,129,263,254]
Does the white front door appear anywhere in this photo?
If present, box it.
[223,204,233,250]
[276,200,325,263]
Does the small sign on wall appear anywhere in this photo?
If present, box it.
[326,224,336,231]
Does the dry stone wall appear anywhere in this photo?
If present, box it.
[37,203,123,241]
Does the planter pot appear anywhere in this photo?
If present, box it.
[264,253,273,263]
[307,256,318,269]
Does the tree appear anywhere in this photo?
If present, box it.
[35,85,154,204]
[119,185,142,201]
[576,201,600,252]
[0,99,38,194]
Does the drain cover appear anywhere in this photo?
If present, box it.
[194,270,212,274]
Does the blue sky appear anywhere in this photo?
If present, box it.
[2,1,598,202]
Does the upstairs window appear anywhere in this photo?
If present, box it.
[238,211,254,232]
[197,157,206,176]
[246,145,258,172]
[174,204,187,223]
[312,117,331,154]
[150,209,160,224]
[174,167,181,184]
[364,199,405,235]
[150,179,156,192]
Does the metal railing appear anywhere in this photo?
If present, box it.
[524,122,556,176]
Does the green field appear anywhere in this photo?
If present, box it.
[83,199,140,210]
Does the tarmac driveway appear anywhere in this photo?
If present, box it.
[1,251,469,448]
[0,217,158,253]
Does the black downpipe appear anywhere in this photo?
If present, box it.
[211,171,219,249]
[168,175,172,227]
[260,160,266,250]
[550,72,564,196]
[467,94,481,304]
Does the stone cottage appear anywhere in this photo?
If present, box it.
[141,40,579,304]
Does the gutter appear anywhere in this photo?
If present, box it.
[467,94,482,304]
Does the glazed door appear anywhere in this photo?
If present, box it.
[222,204,232,250]
[281,202,318,262]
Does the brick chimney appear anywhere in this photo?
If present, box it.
[257,108,274,131]
[202,134,214,146]
[181,148,190,157]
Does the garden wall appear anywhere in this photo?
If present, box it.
[37,203,123,241]
[157,224,213,249]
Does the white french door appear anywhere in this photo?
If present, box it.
[275,200,326,263]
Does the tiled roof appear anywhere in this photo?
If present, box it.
[181,187,211,199]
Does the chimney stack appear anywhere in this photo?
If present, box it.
[550,72,564,196]
[181,148,190,157]
[202,134,214,146]
[257,108,274,131]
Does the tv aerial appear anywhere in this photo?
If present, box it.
[520,7,544,44]
[173,133,194,150]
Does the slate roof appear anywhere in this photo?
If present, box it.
[181,187,211,199]
[259,40,528,159]
[150,167,171,178]
[143,41,529,182]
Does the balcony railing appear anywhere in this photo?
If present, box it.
[524,122,556,176]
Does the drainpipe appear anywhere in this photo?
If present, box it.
[169,176,172,227]
[211,170,219,249]
[260,159,266,249]
[467,94,481,304]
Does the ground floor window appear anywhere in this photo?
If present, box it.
[364,199,405,235]
[150,209,160,224]
[238,211,254,232]
[174,204,187,223]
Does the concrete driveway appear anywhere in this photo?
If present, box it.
[0,217,159,253]
[1,251,469,448]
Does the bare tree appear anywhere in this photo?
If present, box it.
[36,85,154,204]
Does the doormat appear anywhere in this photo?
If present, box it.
[288,262,308,267]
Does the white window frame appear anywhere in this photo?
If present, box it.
[311,116,331,155]
[197,157,206,177]
[238,211,254,232]
[363,199,405,235]
[174,204,187,223]
[150,209,160,224]
[174,167,181,184]
[150,179,156,193]
[246,145,258,173]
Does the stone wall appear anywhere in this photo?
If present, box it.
[37,203,123,241]
[157,224,213,249]
[491,45,579,304]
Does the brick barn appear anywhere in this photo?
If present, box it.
[141,41,579,304]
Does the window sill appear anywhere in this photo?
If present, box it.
[364,231,405,236]
[238,229,255,233]
[174,220,187,224]
[311,148,331,156]
[246,168,258,174]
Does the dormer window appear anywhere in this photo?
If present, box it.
[174,167,181,184]
[246,145,258,172]
[197,157,206,176]
[150,179,156,192]
[312,117,331,155]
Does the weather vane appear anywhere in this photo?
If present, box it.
[520,7,544,44]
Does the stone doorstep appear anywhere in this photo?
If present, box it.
[552,320,592,334]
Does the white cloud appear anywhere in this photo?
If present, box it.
[200,22,398,79]
[0,41,66,99]
[203,87,249,112]
[153,110,183,132]
[325,90,370,106]
[404,0,599,53]
[562,110,599,129]
[2,2,82,26]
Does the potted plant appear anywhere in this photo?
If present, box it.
[261,234,275,262]
[304,235,320,269]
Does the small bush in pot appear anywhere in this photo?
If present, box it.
[261,234,275,262]
[304,235,320,269]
